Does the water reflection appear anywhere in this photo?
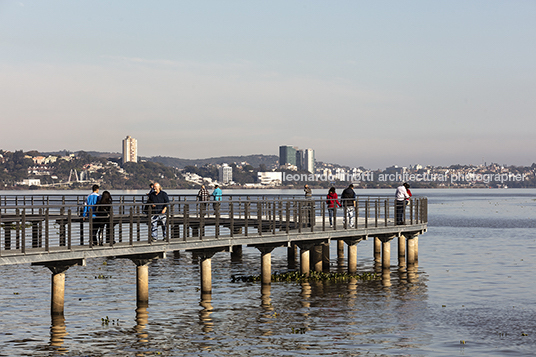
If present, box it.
[135,304,149,343]
[300,281,311,309]
[260,285,272,312]
[199,293,214,334]
[50,314,68,355]
[382,269,392,288]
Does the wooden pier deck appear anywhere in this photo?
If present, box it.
[0,193,427,315]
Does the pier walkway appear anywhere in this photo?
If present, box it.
[0,193,427,315]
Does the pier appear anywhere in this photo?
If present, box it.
[0,193,427,315]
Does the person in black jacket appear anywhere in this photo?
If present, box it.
[341,184,356,228]
[94,190,112,245]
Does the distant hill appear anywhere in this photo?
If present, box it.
[42,151,278,169]
[146,154,279,169]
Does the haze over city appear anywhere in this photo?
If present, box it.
[1,1,535,169]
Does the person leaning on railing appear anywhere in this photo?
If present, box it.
[395,182,410,225]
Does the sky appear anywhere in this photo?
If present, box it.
[1,1,535,169]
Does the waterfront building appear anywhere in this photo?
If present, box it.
[122,136,137,164]
[257,171,283,186]
[219,163,233,184]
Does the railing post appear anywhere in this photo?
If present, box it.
[184,203,190,239]
[410,199,414,224]
[272,201,276,235]
[298,201,303,233]
[215,202,220,238]
[355,199,359,229]
[244,202,249,237]
[67,209,72,250]
[229,202,234,237]
[165,207,170,242]
[373,199,377,227]
[321,201,326,231]
[21,208,26,254]
[384,199,388,227]
[257,202,262,235]
[45,208,49,252]
[129,207,134,245]
[285,201,290,234]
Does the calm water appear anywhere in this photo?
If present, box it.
[1,188,535,356]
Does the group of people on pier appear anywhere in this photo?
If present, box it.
[83,182,171,244]
[82,184,113,245]
[322,182,412,227]
[82,180,413,245]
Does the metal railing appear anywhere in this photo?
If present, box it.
[0,195,427,255]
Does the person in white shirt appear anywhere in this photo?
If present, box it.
[395,183,410,225]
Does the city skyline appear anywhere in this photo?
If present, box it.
[1,1,535,169]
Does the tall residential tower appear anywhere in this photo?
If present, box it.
[122,135,137,164]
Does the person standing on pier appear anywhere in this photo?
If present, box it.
[395,183,410,225]
[212,184,222,210]
[304,184,312,198]
[197,184,209,216]
[341,184,356,228]
[95,190,113,245]
[83,184,100,245]
[147,182,169,241]
[326,187,341,227]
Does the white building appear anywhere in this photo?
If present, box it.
[257,172,283,186]
[219,163,233,184]
[21,179,41,186]
[122,135,137,164]
[304,148,315,174]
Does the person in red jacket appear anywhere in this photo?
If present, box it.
[326,187,341,227]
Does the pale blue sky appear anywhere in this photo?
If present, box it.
[1,0,535,169]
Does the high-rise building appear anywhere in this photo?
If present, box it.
[122,136,137,164]
[279,145,297,167]
[219,163,233,184]
[295,149,304,170]
[304,148,315,174]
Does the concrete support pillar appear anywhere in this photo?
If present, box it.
[414,236,419,263]
[200,256,212,294]
[407,237,416,265]
[322,243,330,272]
[34,259,85,316]
[398,235,406,267]
[127,253,165,306]
[231,245,243,261]
[287,243,298,269]
[374,237,381,263]
[253,245,278,285]
[311,245,323,272]
[51,271,66,316]
[300,248,310,276]
[347,243,357,274]
[337,240,344,262]
[261,250,272,285]
[136,265,149,304]
[382,240,391,270]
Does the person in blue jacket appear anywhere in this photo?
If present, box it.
[83,184,100,245]
[212,184,222,211]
